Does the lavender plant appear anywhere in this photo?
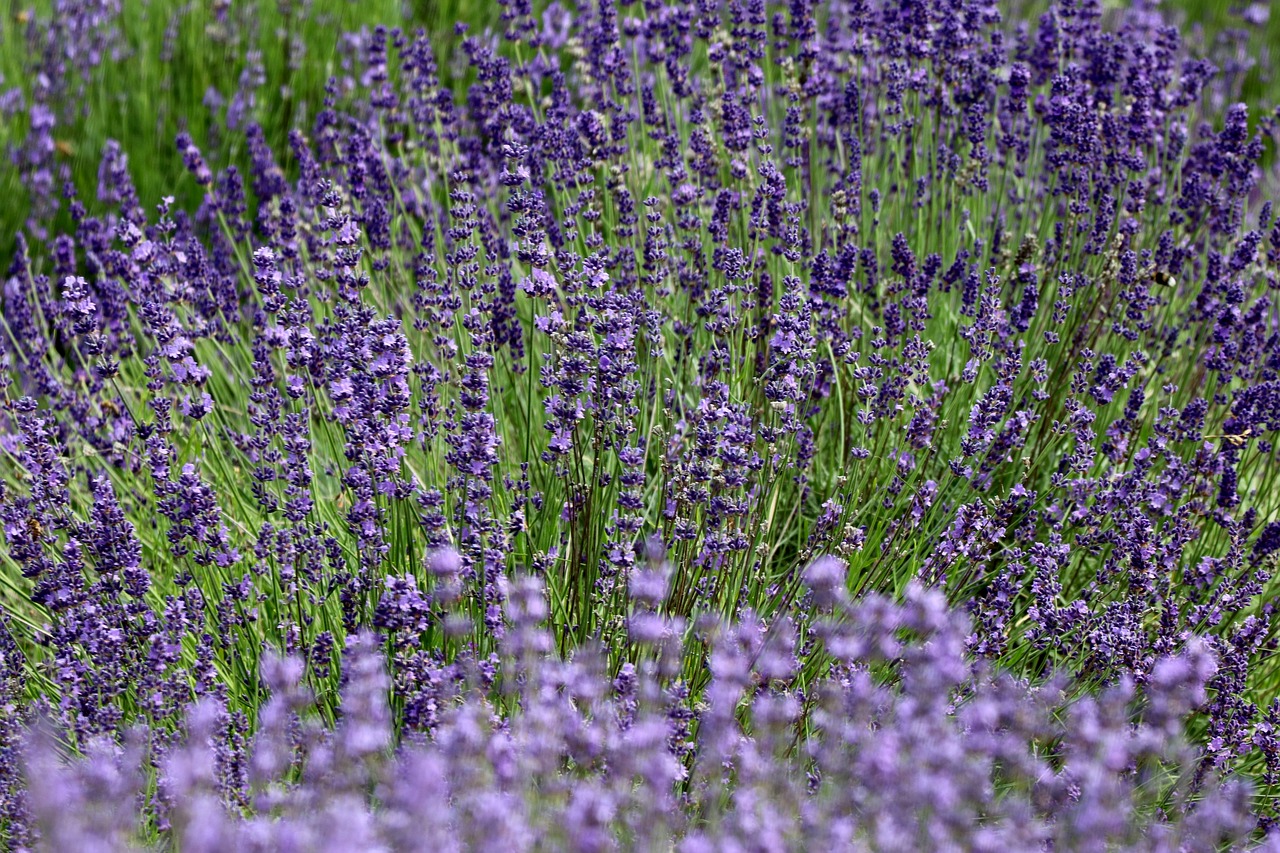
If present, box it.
[3,0,1280,845]
[14,580,1276,850]
[0,0,432,251]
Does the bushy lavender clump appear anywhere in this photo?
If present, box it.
[16,580,1271,852]
[3,0,1280,844]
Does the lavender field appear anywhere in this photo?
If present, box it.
[3,0,1280,849]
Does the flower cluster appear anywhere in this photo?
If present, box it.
[17,580,1273,851]
[3,0,1280,845]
